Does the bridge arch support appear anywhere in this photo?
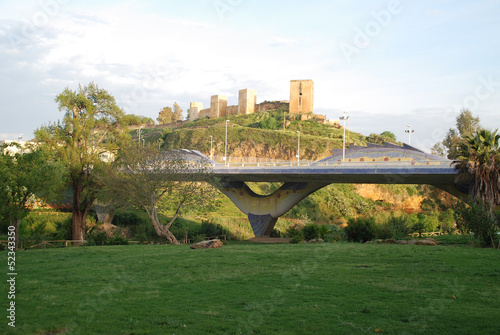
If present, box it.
[218,180,329,237]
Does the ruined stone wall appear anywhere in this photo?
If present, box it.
[198,108,211,119]
[226,105,239,116]
[256,101,289,113]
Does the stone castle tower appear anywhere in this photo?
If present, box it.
[289,79,314,115]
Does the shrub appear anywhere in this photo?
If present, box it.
[270,228,282,238]
[453,200,499,248]
[106,236,129,245]
[388,214,411,239]
[112,210,142,226]
[345,217,375,243]
[289,231,304,244]
[323,225,345,243]
[85,230,108,246]
[54,217,72,240]
[302,224,319,240]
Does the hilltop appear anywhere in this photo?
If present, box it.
[136,109,397,162]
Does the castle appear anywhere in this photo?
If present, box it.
[189,79,325,122]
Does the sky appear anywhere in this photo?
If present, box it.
[0,0,499,153]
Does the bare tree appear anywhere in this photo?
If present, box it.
[99,144,218,244]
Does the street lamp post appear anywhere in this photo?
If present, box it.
[405,125,414,145]
[209,135,214,160]
[225,120,229,166]
[339,111,349,163]
[296,131,300,166]
[137,127,143,144]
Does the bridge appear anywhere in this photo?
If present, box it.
[180,143,464,237]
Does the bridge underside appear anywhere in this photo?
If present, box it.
[214,168,465,237]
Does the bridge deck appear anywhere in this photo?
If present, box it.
[211,162,457,184]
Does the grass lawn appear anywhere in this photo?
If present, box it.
[1,242,499,334]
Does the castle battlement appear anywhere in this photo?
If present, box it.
[189,80,314,121]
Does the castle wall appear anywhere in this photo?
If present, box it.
[198,108,211,119]
[210,95,228,118]
[226,105,239,116]
[256,101,290,113]
[238,89,257,115]
[189,102,203,121]
[289,79,314,115]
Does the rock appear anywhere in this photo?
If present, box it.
[384,239,396,244]
[396,240,407,245]
[416,239,437,246]
[407,239,417,245]
[190,239,223,249]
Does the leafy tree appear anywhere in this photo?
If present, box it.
[122,114,155,126]
[441,109,481,159]
[431,142,447,157]
[367,132,398,145]
[158,106,173,125]
[173,102,183,121]
[380,131,397,142]
[158,103,183,125]
[454,129,500,212]
[35,82,126,241]
[0,144,65,249]
[99,144,218,244]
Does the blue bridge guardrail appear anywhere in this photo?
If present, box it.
[211,160,454,169]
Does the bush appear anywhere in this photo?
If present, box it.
[85,230,108,246]
[323,225,345,243]
[112,210,142,226]
[302,224,319,240]
[387,214,411,239]
[453,200,499,247]
[54,217,72,240]
[345,217,375,243]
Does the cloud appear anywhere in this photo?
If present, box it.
[268,37,299,47]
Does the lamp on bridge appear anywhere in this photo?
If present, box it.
[296,131,300,166]
[210,135,214,160]
[339,111,349,163]
[225,120,230,166]
[405,125,414,145]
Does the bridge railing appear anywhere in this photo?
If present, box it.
[211,160,454,168]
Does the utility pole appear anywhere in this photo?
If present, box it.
[405,125,414,145]
[339,111,349,163]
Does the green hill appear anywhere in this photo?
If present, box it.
[126,110,456,239]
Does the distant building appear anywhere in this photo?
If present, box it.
[188,79,317,121]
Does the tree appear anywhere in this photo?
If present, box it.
[0,144,65,249]
[122,114,155,126]
[380,131,397,142]
[157,106,173,125]
[35,82,126,241]
[454,128,500,212]
[158,103,183,125]
[172,102,183,121]
[367,132,398,145]
[99,144,218,244]
[441,109,481,159]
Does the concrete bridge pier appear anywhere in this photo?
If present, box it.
[219,181,329,237]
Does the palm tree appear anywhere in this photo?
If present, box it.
[454,129,500,212]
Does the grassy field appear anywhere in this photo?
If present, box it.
[1,242,499,334]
